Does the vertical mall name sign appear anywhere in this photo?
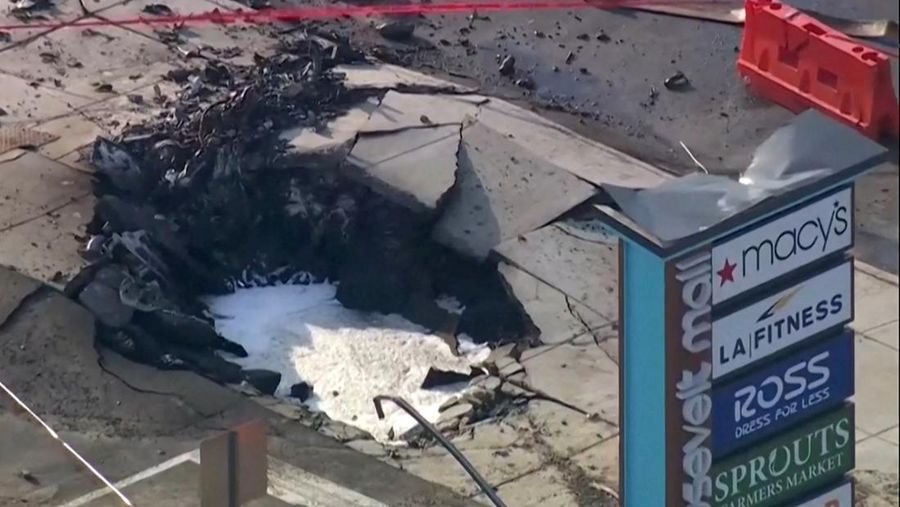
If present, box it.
[601,168,881,506]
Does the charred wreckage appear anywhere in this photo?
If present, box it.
[64,33,535,401]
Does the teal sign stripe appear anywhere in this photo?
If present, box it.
[621,241,667,505]
[710,405,855,507]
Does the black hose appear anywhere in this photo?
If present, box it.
[373,395,508,507]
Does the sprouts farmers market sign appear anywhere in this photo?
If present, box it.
[710,405,854,507]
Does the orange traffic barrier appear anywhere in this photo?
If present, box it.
[738,0,899,141]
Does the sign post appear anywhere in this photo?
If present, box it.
[599,132,885,506]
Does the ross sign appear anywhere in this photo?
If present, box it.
[793,479,854,507]
[711,187,852,304]
[711,332,854,457]
[711,261,853,378]
[710,405,855,507]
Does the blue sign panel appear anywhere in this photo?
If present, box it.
[711,332,854,457]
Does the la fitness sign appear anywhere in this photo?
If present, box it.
[663,187,856,506]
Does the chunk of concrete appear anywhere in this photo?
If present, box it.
[345,124,460,213]
[432,122,597,259]
[477,98,668,188]
[494,223,619,320]
[498,261,609,344]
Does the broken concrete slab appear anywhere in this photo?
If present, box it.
[0,26,174,102]
[477,98,669,188]
[0,266,42,325]
[360,91,487,133]
[34,114,106,161]
[518,343,619,427]
[345,124,460,213]
[498,261,609,344]
[0,195,90,284]
[518,397,616,458]
[99,0,278,65]
[0,152,91,231]
[281,98,378,161]
[494,223,619,320]
[432,122,597,259]
[0,72,88,123]
[334,63,477,93]
[0,0,128,50]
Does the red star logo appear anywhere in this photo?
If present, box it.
[717,259,737,286]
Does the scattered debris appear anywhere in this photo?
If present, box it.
[514,77,535,90]
[141,3,174,16]
[93,82,115,93]
[679,141,709,174]
[39,52,58,64]
[420,367,481,389]
[565,51,575,64]
[0,31,11,43]
[664,70,690,90]
[242,369,282,395]
[596,30,611,42]
[289,381,313,401]
[498,55,516,76]
[10,0,54,21]
[80,28,116,42]
[18,470,39,486]
[377,20,416,41]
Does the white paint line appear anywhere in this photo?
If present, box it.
[1,378,134,506]
[59,450,199,507]
[60,449,388,507]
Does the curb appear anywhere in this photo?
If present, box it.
[856,260,899,286]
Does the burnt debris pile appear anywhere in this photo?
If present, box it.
[65,32,534,390]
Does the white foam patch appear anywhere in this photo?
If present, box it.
[203,282,489,442]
